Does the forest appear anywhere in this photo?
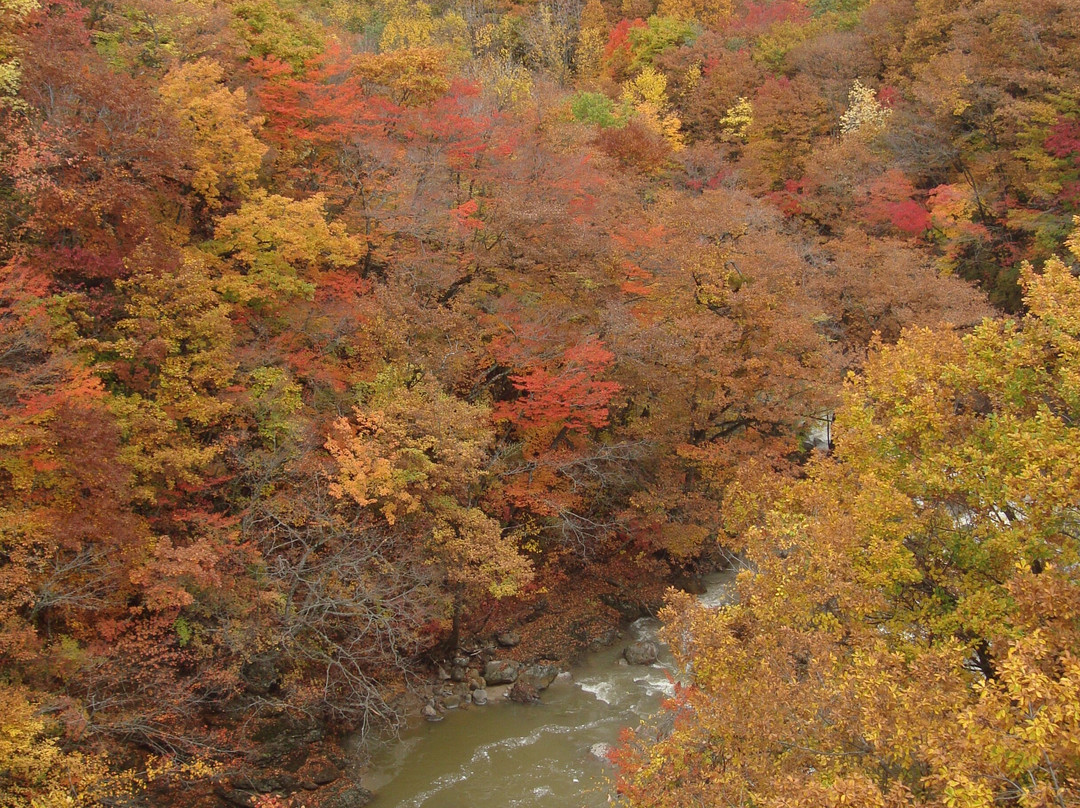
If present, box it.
[0,0,1077,804]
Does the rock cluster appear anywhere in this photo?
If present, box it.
[422,634,570,718]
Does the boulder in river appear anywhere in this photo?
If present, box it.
[484,659,520,684]
[508,680,539,703]
[472,688,488,705]
[421,704,441,721]
[517,664,560,691]
[589,742,614,762]
[623,640,659,665]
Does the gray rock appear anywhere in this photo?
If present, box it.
[472,688,488,705]
[589,742,614,762]
[421,704,440,721]
[320,785,374,808]
[483,659,521,684]
[587,627,620,651]
[453,656,470,667]
[518,664,560,691]
[623,640,659,666]
[467,671,485,690]
[450,665,467,682]
[443,694,462,709]
[496,630,521,647]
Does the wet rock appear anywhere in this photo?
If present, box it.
[587,627,620,651]
[443,694,462,709]
[673,573,706,595]
[496,630,521,647]
[589,742,614,762]
[600,593,650,621]
[421,704,441,721]
[472,689,488,705]
[518,664,560,691]
[466,671,485,690]
[483,659,520,684]
[319,785,374,808]
[300,757,341,786]
[623,641,658,665]
[508,680,539,703]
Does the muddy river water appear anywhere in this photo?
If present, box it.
[361,569,738,807]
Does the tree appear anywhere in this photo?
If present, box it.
[615,219,1080,808]
[159,59,267,209]
[211,189,364,304]
[325,369,532,649]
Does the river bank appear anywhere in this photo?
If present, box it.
[358,569,739,807]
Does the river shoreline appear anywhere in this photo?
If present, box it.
[358,569,739,807]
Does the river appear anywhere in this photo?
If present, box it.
[361,569,738,807]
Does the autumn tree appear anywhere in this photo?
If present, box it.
[616,219,1080,808]
[326,368,532,650]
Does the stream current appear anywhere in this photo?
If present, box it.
[361,569,738,808]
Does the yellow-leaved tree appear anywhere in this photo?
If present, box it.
[211,189,364,304]
[159,59,267,208]
[615,218,1080,808]
[325,368,533,649]
[0,685,135,808]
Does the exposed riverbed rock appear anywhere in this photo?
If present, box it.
[673,573,707,595]
[483,659,520,684]
[589,742,614,762]
[472,688,488,705]
[508,680,539,703]
[586,627,621,651]
[623,640,659,665]
[318,784,374,808]
[299,758,342,786]
[517,663,560,691]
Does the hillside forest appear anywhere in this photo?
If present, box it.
[0,0,1078,805]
